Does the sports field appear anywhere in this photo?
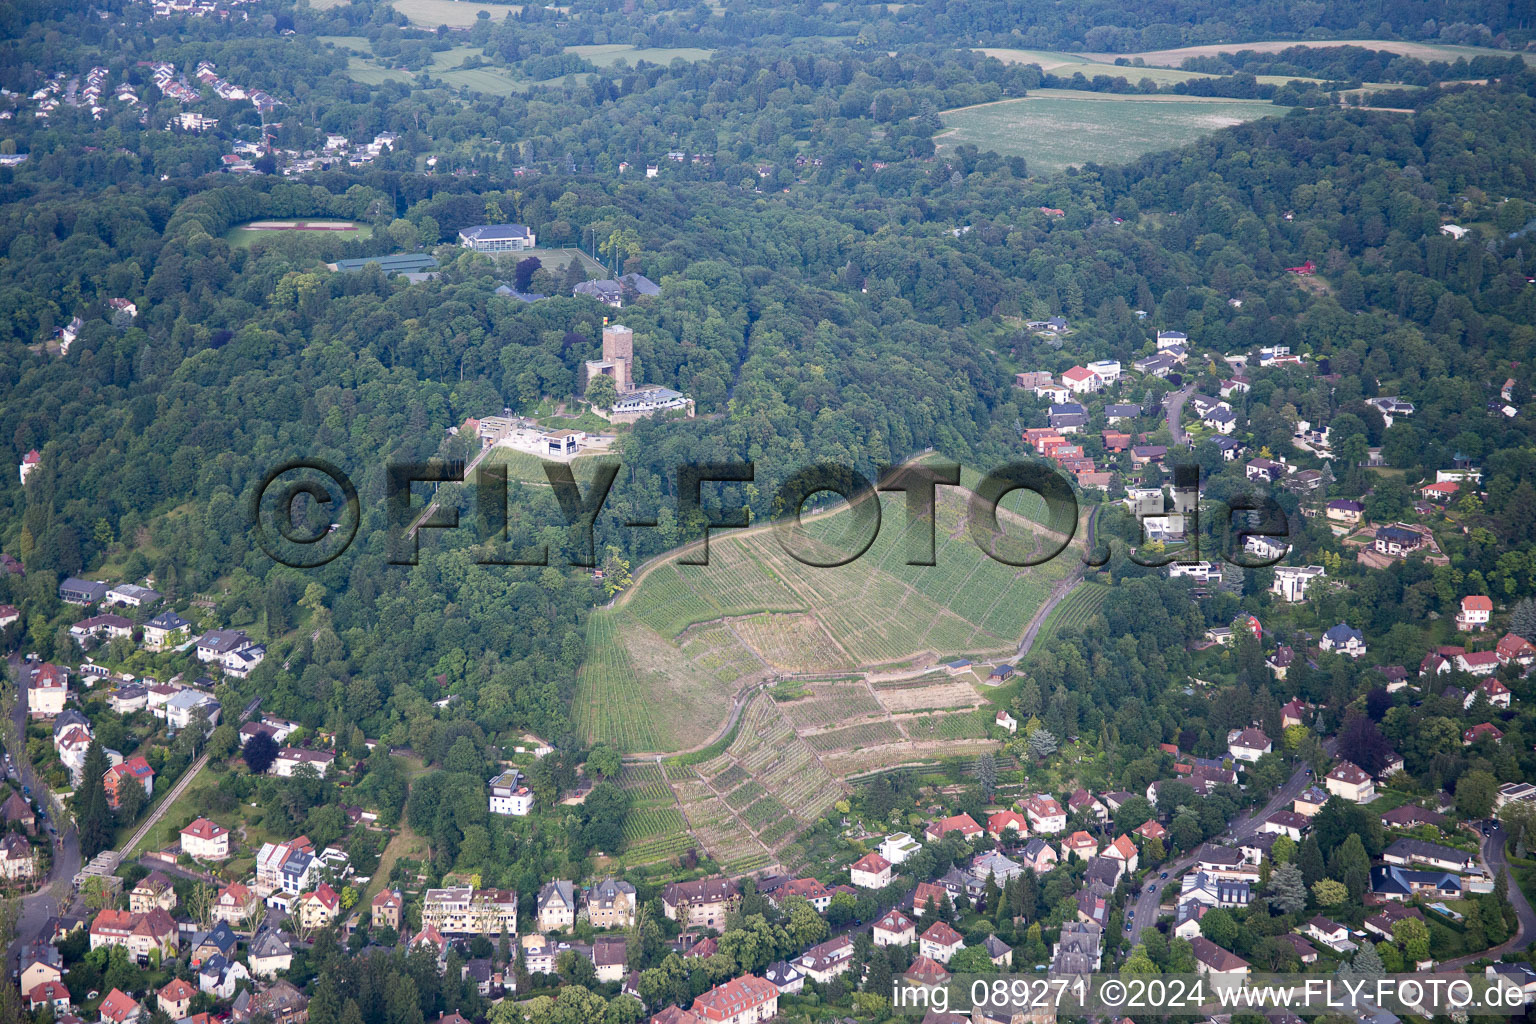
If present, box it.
[939,90,1284,173]
[226,219,372,247]
[566,44,715,68]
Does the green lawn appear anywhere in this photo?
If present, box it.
[939,90,1286,173]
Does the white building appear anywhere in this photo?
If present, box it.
[1271,565,1325,602]
[488,770,534,816]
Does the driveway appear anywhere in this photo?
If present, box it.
[1164,384,1196,445]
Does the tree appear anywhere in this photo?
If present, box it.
[1265,862,1307,915]
[975,752,997,797]
[76,740,113,858]
[586,745,622,780]
[243,731,279,774]
[1510,598,1536,641]
[514,256,543,292]
[1311,879,1348,906]
[1330,834,1371,900]
[1026,728,1058,761]
[585,373,619,411]
[1392,917,1430,963]
[1456,769,1498,819]
[1123,943,1160,976]
[1199,907,1238,948]
[1351,941,1385,978]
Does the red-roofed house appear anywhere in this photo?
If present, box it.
[1457,595,1494,631]
[904,954,952,987]
[27,979,70,1014]
[99,988,141,1024]
[771,877,832,912]
[913,881,949,915]
[103,756,154,809]
[213,883,259,928]
[1464,722,1504,745]
[1465,677,1513,709]
[1280,698,1310,729]
[850,852,892,889]
[180,817,230,860]
[158,978,196,1018]
[919,921,965,964]
[873,907,915,946]
[988,809,1028,840]
[1420,480,1459,501]
[1062,366,1100,394]
[1496,633,1536,668]
[1063,830,1099,861]
[690,974,779,1024]
[1455,650,1500,676]
[1134,819,1167,842]
[1023,794,1066,833]
[924,813,983,842]
[298,882,340,931]
[1103,834,1139,873]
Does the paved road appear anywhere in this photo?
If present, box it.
[5,655,82,978]
[1164,384,1196,446]
[1124,749,1328,948]
[1438,821,1535,970]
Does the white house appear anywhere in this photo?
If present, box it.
[272,748,333,778]
[180,818,231,861]
[488,770,534,816]
[872,908,915,947]
[1271,565,1325,602]
[1324,760,1376,803]
[879,832,921,865]
[1226,727,1272,763]
[850,852,892,889]
[1456,595,1493,631]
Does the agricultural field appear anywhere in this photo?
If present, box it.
[871,675,985,714]
[571,609,749,753]
[225,219,372,247]
[904,710,991,741]
[974,47,1324,87]
[773,680,883,730]
[1027,580,1110,654]
[804,720,905,752]
[939,90,1284,174]
[566,44,715,67]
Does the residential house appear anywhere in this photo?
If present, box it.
[689,974,778,1024]
[1304,916,1357,953]
[1320,623,1367,658]
[1272,565,1326,603]
[587,876,638,929]
[129,872,177,913]
[1457,595,1494,631]
[26,663,68,718]
[1019,838,1059,874]
[421,886,520,937]
[297,882,340,931]
[489,769,534,816]
[924,812,983,842]
[255,836,317,898]
[662,877,739,929]
[1497,633,1536,668]
[103,756,154,809]
[872,908,915,947]
[195,628,253,663]
[919,921,965,964]
[1293,785,1329,816]
[273,747,334,778]
[1325,499,1364,526]
[1063,831,1099,861]
[98,989,142,1024]
[763,961,804,996]
[795,934,854,983]
[1372,865,1463,901]
[1102,834,1139,874]
[1464,721,1504,745]
[1382,839,1477,872]
[58,577,107,605]
[1023,794,1067,833]
[1465,676,1513,708]
[0,833,34,880]
[879,832,921,865]
[249,927,294,978]
[1324,761,1376,802]
[25,979,70,1015]
[1262,811,1310,841]
[1191,936,1251,979]
[850,852,892,889]
[371,888,403,931]
[180,817,230,860]
[89,907,178,962]
[593,937,627,983]
[1227,727,1272,763]
[212,883,260,928]
[143,612,192,651]
[1181,872,1252,908]
[987,809,1028,839]
[198,952,250,997]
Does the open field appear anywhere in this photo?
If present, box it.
[939,91,1284,173]
[344,58,414,87]
[389,0,525,27]
[1080,40,1536,68]
[227,219,372,247]
[567,44,714,67]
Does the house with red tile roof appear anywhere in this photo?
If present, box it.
[103,756,154,809]
[1455,650,1500,676]
[690,974,779,1023]
[987,809,1028,839]
[919,921,965,964]
[98,988,141,1024]
[180,817,230,860]
[872,907,915,946]
[1496,633,1536,668]
[159,977,196,1018]
[1103,834,1139,873]
[850,852,892,889]
[1457,595,1493,631]
[1464,722,1503,745]
[1465,676,1513,709]
[923,812,983,842]
[1134,819,1167,842]
[1063,830,1099,861]
[1022,794,1066,833]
